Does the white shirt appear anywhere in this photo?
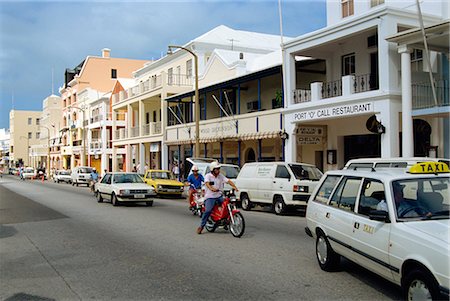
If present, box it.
[204,172,229,199]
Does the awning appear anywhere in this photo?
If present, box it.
[165,130,282,145]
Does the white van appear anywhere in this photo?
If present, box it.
[71,166,93,187]
[235,162,323,215]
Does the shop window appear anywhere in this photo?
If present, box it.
[341,0,354,18]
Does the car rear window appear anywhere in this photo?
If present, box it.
[289,164,322,181]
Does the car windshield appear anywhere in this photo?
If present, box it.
[393,177,449,220]
[61,171,71,175]
[80,168,93,173]
[289,164,323,181]
[113,174,144,184]
[151,172,172,180]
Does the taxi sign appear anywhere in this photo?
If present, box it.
[409,161,449,174]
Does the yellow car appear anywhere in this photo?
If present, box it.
[143,170,184,196]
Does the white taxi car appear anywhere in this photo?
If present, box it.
[95,172,156,207]
[305,161,449,300]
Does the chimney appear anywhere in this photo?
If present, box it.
[102,48,111,58]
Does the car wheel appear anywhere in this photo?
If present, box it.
[145,201,153,207]
[273,196,286,215]
[316,231,340,271]
[96,191,103,203]
[403,268,440,301]
[111,193,119,206]
[240,193,252,211]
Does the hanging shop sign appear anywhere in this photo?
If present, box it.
[293,102,373,122]
[297,126,325,136]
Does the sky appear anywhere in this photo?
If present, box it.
[0,0,327,129]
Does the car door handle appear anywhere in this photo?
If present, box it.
[354,222,360,229]
[325,212,330,218]
[273,181,276,183]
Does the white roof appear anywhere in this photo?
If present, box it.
[247,49,282,73]
[192,25,290,52]
[116,78,135,90]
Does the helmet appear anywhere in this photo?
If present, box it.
[209,161,221,171]
[192,165,199,171]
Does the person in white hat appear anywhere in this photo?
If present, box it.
[197,161,238,234]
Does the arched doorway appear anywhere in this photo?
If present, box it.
[246,148,256,163]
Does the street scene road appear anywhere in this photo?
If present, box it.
[1,175,402,300]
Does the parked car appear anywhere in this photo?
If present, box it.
[143,170,184,196]
[22,167,35,179]
[235,162,323,214]
[344,157,450,170]
[53,170,72,183]
[95,172,156,206]
[305,161,449,300]
[71,166,93,187]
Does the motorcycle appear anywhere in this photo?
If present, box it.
[204,190,245,238]
[188,184,203,217]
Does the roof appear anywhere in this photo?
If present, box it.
[326,168,449,182]
[386,20,449,52]
[115,78,135,90]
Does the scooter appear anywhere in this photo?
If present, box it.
[188,184,203,217]
[204,190,245,238]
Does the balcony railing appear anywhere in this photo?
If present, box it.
[90,114,103,123]
[115,128,128,140]
[131,126,140,138]
[412,79,449,109]
[354,73,379,93]
[321,79,342,99]
[90,141,102,149]
[293,89,312,103]
[168,74,193,86]
[142,122,162,136]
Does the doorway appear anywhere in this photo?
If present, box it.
[344,134,381,163]
[246,148,256,163]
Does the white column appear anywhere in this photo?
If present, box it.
[126,144,132,172]
[139,100,145,136]
[283,53,296,106]
[139,143,145,174]
[127,104,132,138]
[342,75,354,96]
[112,147,117,172]
[71,154,75,169]
[399,46,414,157]
[311,82,323,101]
[161,90,168,170]
[112,109,117,140]
[284,119,297,163]
[375,99,400,158]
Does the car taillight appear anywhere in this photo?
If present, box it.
[293,185,308,193]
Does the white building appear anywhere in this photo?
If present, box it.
[0,128,10,170]
[283,0,449,170]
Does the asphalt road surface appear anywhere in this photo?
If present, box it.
[0,175,402,300]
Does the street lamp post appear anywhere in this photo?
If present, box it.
[68,105,87,166]
[168,45,200,158]
[19,135,30,167]
[39,125,51,178]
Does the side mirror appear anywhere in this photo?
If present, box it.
[369,210,390,223]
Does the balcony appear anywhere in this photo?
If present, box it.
[90,141,102,150]
[412,79,449,110]
[115,128,128,140]
[292,74,378,105]
[90,114,103,123]
[130,126,140,138]
[141,122,162,136]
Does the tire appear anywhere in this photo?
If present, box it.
[316,231,340,271]
[205,218,216,232]
[241,193,252,211]
[146,201,153,207]
[403,268,441,301]
[229,212,245,238]
[111,193,119,207]
[273,196,286,215]
[96,191,103,203]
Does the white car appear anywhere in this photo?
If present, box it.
[344,157,450,170]
[71,166,93,187]
[53,170,72,183]
[22,167,35,179]
[95,172,156,207]
[305,161,449,300]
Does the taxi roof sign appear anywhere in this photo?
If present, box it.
[409,162,449,174]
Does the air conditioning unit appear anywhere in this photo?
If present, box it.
[247,101,258,111]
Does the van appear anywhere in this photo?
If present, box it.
[235,162,323,215]
[71,166,93,187]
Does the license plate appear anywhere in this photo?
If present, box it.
[134,194,145,199]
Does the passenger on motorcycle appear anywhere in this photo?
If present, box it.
[185,165,204,207]
[197,161,238,234]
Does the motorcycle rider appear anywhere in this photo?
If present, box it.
[197,161,238,234]
[90,168,99,192]
[185,165,204,208]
